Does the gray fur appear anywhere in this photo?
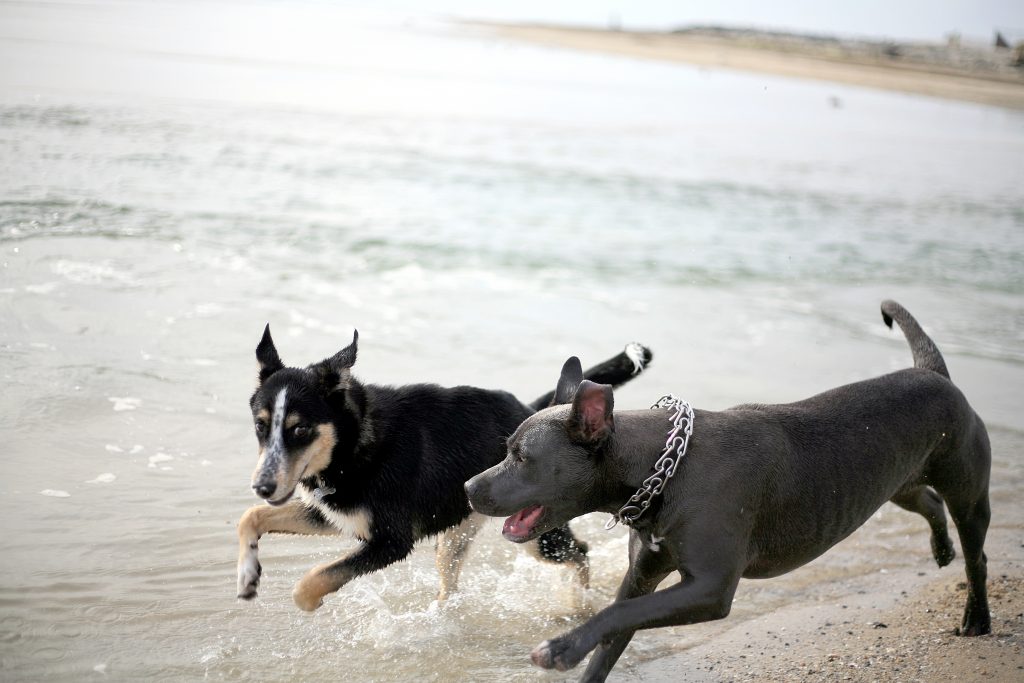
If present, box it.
[466,301,991,680]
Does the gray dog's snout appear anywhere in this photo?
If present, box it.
[465,476,496,514]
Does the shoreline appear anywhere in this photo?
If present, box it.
[630,525,1024,681]
[475,23,1024,110]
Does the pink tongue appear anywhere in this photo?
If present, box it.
[502,505,544,539]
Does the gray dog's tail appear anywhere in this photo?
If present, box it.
[880,300,950,380]
[530,342,652,410]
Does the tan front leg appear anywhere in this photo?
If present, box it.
[435,512,485,602]
[236,501,337,599]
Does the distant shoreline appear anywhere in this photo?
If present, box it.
[474,22,1024,110]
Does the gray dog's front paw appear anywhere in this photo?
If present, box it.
[531,636,587,672]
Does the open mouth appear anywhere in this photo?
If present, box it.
[502,505,546,543]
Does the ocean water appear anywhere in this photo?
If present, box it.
[1,1,1022,681]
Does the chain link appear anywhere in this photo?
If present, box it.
[606,394,694,530]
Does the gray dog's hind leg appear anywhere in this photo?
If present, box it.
[890,486,956,567]
[579,533,674,683]
[934,427,993,636]
[946,488,992,636]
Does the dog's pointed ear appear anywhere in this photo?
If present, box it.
[568,380,615,445]
[553,356,584,405]
[310,329,358,393]
[256,324,284,383]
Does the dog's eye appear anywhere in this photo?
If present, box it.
[254,421,267,436]
[293,425,310,438]
[513,451,526,463]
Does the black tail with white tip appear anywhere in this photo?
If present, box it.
[529,342,652,411]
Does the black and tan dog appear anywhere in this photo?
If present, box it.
[236,326,651,611]
[466,301,991,680]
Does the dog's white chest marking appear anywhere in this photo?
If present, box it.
[647,534,664,552]
[298,484,373,540]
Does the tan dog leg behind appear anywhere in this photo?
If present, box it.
[435,512,485,602]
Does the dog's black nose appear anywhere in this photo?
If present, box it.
[253,481,277,499]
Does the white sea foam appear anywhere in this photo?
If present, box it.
[53,259,136,285]
[86,473,117,484]
[105,444,124,453]
[109,396,142,411]
[25,282,59,294]
[148,453,173,468]
[40,489,70,498]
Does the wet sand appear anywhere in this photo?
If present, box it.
[476,23,1024,110]
[634,531,1024,681]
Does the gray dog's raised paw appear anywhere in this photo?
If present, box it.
[932,534,956,567]
[531,637,585,672]
[530,640,557,669]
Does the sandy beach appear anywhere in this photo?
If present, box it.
[2,2,1022,680]
[633,526,1024,681]
[464,23,1024,680]
[478,23,1024,110]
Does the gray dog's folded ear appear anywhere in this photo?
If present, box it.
[256,324,284,384]
[569,380,615,445]
[309,329,359,393]
[553,356,584,405]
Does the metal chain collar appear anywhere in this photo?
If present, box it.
[606,394,695,530]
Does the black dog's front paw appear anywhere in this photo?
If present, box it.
[237,557,262,600]
[531,635,588,672]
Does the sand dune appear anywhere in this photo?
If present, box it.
[479,23,1024,110]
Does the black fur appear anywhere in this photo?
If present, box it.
[243,329,652,604]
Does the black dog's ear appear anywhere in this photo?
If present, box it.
[256,324,284,383]
[568,380,614,445]
[310,329,359,393]
[553,356,584,405]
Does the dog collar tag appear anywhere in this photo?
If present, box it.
[312,479,336,501]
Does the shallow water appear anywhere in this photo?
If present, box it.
[1,1,1023,681]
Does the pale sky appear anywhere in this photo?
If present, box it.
[369,0,1024,43]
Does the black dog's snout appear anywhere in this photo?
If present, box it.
[253,481,277,499]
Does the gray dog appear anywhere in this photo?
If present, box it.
[465,301,991,681]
